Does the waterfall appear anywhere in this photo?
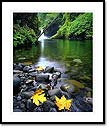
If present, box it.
[38,29,48,41]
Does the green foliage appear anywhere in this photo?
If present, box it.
[13,13,39,47]
[38,13,60,30]
[52,13,71,39]
[70,13,93,39]
[51,13,93,40]
[13,24,37,47]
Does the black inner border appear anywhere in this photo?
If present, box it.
[1,0,105,124]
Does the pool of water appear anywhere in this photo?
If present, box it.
[13,39,92,87]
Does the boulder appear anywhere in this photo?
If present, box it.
[60,84,77,94]
[48,88,62,97]
[14,63,24,71]
[25,79,33,85]
[23,66,31,72]
[42,100,55,112]
[26,99,36,111]
[13,76,21,95]
[44,66,54,73]
[35,74,49,83]
[21,91,34,99]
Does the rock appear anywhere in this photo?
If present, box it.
[84,87,92,92]
[26,99,36,111]
[61,91,71,99]
[14,63,24,71]
[53,72,61,78]
[75,100,92,112]
[49,108,57,112]
[28,69,36,73]
[29,72,38,77]
[38,83,49,90]
[34,107,42,112]
[73,59,82,64]
[23,66,31,72]
[20,103,25,109]
[13,109,22,112]
[66,80,84,88]
[84,97,93,105]
[44,66,54,73]
[17,95,22,101]
[21,91,34,99]
[13,76,21,95]
[13,63,17,69]
[13,70,23,74]
[60,84,77,94]
[25,79,33,85]
[48,88,62,97]
[42,100,55,112]
[35,74,49,83]
[20,77,25,82]
[44,73,53,80]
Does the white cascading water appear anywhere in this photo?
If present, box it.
[38,29,48,41]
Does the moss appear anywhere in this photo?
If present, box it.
[51,13,93,40]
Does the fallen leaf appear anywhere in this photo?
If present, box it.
[36,66,44,71]
[31,89,46,106]
[34,89,44,95]
[55,95,72,110]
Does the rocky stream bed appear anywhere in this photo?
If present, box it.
[13,63,93,112]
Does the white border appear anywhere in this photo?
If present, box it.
[2,2,103,123]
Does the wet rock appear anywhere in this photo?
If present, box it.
[75,100,92,112]
[84,97,93,105]
[66,80,84,88]
[60,84,78,94]
[20,77,25,82]
[13,76,21,95]
[44,73,53,80]
[34,107,42,112]
[84,87,92,92]
[13,70,23,74]
[35,74,49,83]
[49,108,57,112]
[29,72,38,77]
[48,88,62,97]
[17,95,22,101]
[61,91,71,99]
[42,100,55,112]
[23,66,31,72]
[25,79,33,85]
[26,99,36,111]
[44,66,54,73]
[20,103,25,109]
[13,109,22,112]
[28,69,36,73]
[38,83,49,90]
[53,72,61,78]
[21,91,34,99]
[14,63,24,71]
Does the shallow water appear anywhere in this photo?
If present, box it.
[13,39,92,87]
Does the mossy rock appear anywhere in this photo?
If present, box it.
[65,79,85,88]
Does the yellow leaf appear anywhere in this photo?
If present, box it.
[34,89,44,95]
[31,89,46,106]
[36,66,44,71]
[55,95,72,110]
